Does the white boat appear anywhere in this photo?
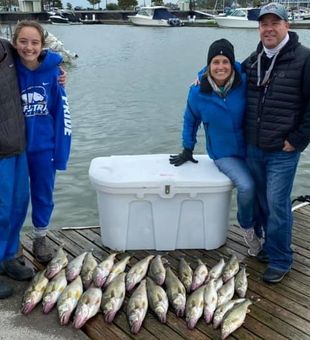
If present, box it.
[214,8,260,28]
[49,10,82,24]
[128,6,182,27]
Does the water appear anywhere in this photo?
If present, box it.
[25,24,310,229]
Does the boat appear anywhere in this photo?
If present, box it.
[214,8,260,28]
[49,10,82,24]
[128,6,182,27]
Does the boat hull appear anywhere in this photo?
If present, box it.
[128,16,170,26]
[215,16,258,28]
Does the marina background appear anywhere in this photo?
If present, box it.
[22,24,310,229]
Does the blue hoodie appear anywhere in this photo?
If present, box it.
[182,62,247,160]
[15,50,71,170]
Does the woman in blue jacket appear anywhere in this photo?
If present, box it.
[13,21,71,263]
[170,39,261,256]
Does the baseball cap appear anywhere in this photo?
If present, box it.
[257,2,288,21]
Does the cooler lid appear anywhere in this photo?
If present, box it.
[89,154,232,189]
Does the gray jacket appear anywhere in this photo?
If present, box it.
[0,38,26,157]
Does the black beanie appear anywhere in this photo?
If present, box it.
[207,39,235,65]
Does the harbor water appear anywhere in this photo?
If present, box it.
[25,24,310,229]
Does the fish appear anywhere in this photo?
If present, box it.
[80,252,97,289]
[42,269,67,314]
[213,298,246,329]
[185,284,205,329]
[222,254,239,283]
[45,247,68,280]
[21,270,49,315]
[203,278,218,324]
[221,299,252,339]
[92,253,117,288]
[104,255,131,288]
[101,272,126,323]
[72,287,102,329]
[190,259,208,292]
[215,277,224,292]
[126,255,154,292]
[207,257,225,282]
[217,276,235,307]
[65,252,87,282]
[148,255,166,286]
[165,267,186,317]
[146,277,169,323]
[235,265,248,298]
[57,275,83,325]
[127,279,148,335]
[178,257,193,293]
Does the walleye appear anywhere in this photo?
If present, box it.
[207,257,225,282]
[101,272,126,323]
[104,255,131,288]
[66,252,87,282]
[221,299,252,339]
[45,247,68,280]
[21,270,49,315]
[126,255,154,292]
[222,254,239,283]
[57,275,83,325]
[148,255,166,286]
[73,287,102,329]
[80,252,97,289]
[165,267,186,317]
[213,298,246,329]
[217,276,235,307]
[92,253,117,288]
[203,278,218,324]
[191,259,208,292]
[185,285,205,329]
[127,279,148,335]
[178,257,193,293]
[146,277,169,323]
[42,269,67,314]
[235,265,248,298]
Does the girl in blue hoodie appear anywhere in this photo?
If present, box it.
[13,21,71,263]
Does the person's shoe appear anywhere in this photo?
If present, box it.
[15,243,25,265]
[0,280,13,299]
[263,267,289,283]
[0,259,34,281]
[242,227,262,256]
[256,249,269,263]
[32,236,53,263]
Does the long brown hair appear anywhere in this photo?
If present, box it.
[12,20,45,46]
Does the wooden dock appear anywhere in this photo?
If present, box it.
[20,204,310,340]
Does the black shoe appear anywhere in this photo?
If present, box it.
[0,279,13,299]
[263,267,289,283]
[256,250,269,263]
[32,236,53,263]
[0,259,34,281]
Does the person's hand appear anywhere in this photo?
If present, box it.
[58,65,67,86]
[282,140,295,152]
[169,149,198,166]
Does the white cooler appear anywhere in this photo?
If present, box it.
[89,154,233,251]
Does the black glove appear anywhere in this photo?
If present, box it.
[169,148,198,167]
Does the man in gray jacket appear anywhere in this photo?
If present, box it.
[0,38,34,299]
[243,3,310,283]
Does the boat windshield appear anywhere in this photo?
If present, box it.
[228,9,247,17]
[137,8,154,17]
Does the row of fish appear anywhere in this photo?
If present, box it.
[21,248,253,339]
